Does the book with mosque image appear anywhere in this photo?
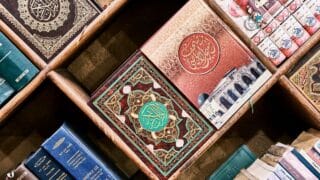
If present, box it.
[0,0,99,62]
[141,0,272,129]
[88,52,215,180]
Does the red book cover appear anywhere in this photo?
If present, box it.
[88,52,215,179]
[141,0,271,129]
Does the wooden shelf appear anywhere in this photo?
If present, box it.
[0,0,320,179]
[0,69,48,124]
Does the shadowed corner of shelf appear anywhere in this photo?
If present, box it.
[0,69,48,125]
[278,75,320,129]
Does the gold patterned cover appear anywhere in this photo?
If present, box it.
[89,52,215,179]
[290,51,320,110]
[0,0,99,61]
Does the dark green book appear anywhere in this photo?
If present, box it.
[0,32,38,91]
[0,76,15,107]
[209,145,256,180]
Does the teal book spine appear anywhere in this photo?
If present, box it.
[0,77,15,107]
[0,32,38,91]
[209,145,256,180]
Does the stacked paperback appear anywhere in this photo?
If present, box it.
[211,0,320,66]
[210,129,320,179]
[0,32,38,107]
[6,123,126,180]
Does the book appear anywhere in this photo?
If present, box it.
[0,77,15,107]
[308,148,320,167]
[42,123,126,180]
[209,145,256,180]
[292,149,320,177]
[6,163,38,180]
[291,131,320,150]
[0,32,38,91]
[280,151,318,179]
[261,154,294,180]
[290,50,320,112]
[141,0,271,129]
[24,148,73,180]
[0,0,99,61]
[246,159,279,180]
[89,52,215,179]
[234,169,258,180]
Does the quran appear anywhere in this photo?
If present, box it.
[89,52,215,179]
[0,0,99,62]
[290,50,320,111]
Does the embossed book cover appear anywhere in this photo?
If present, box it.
[0,0,99,61]
[290,50,320,111]
[89,52,215,179]
[141,0,271,129]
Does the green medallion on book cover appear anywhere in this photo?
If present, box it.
[138,101,169,132]
[90,53,215,179]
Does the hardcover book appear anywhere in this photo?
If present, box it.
[209,145,256,180]
[0,32,39,91]
[24,148,73,180]
[89,52,215,179]
[290,50,320,112]
[141,0,271,129]
[6,163,38,180]
[0,77,15,107]
[42,123,126,180]
[0,0,99,61]
[246,159,279,180]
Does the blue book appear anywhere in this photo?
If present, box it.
[24,148,73,180]
[291,149,320,178]
[209,145,256,180]
[41,123,126,180]
[0,32,39,91]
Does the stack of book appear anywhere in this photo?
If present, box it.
[6,123,126,180]
[210,0,320,66]
[0,32,38,107]
[210,129,320,179]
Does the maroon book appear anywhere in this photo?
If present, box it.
[89,52,215,179]
[0,0,99,62]
[141,0,271,129]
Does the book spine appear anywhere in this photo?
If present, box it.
[24,148,73,180]
[273,164,295,180]
[0,77,15,107]
[307,148,320,166]
[280,151,318,179]
[296,150,320,177]
[6,164,38,180]
[42,124,124,180]
[0,32,39,91]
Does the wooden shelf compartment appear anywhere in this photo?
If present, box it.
[278,76,320,128]
[0,79,138,178]
[48,51,279,179]
[179,86,312,179]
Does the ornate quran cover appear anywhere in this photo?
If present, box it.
[0,0,99,62]
[290,50,320,112]
[89,52,215,179]
[141,0,272,129]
